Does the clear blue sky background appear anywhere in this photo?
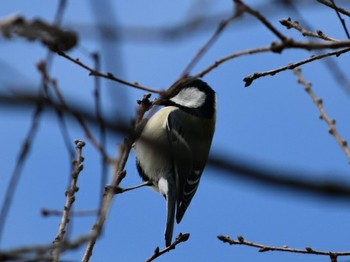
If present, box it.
[1,1,350,261]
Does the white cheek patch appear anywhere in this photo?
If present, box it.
[170,87,206,108]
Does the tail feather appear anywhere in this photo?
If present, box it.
[165,191,176,247]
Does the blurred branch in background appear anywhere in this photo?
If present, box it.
[1,92,350,200]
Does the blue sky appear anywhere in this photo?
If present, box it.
[1,1,350,261]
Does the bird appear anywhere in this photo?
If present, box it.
[134,78,216,246]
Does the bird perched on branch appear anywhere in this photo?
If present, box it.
[134,78,216,246]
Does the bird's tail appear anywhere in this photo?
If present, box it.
[165,191,176,247]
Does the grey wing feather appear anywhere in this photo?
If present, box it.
[166,110,204,224]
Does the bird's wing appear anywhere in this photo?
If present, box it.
[166,109,205,224]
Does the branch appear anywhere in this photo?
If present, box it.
[218,235,350,261]
[2,92,350,199]
[234,0,287,41]
[145,233,190,262]
[195,46,271,78]
[280,18,340,41]
[317,0,350,17]
[294,68,350,161]
[0,234,93,261]
[243,47,350,86]
[81,94,153,262]
[329,0,350,39]
[181,8,239,77]
[51,140,85,261]
[57,51,161,94]
[37,61,112,162]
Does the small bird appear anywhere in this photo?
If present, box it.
[134,78,216,246]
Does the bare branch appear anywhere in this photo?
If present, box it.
[218,235,349,261]
[146,233,190,262]
[280,18,340,41]
[81,94,153,262]
[234,0,287,41]
[57,51,161,94]
[244,47,350,86]
[330,0,350,39]
[51,140,86,261]
[0,105,42,245]
[195,46,272,78]
[181,9,239,77]
[317,0,350,17]
[294,68,350,161]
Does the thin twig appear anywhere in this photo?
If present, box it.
[51,140,86,261]
[57,51,161,94]
[235,0,287,41]
[277,2,350,98]
[294,68,350,161]
[317,0,350,17]
[330,0,350,39]
[181,11,237,77]
[146,233,190,262]
[0,105,43,245]
[243,47,350,86]
[91,52,109,214]
[218,235,349,261]
[280,18,340,42]
[195,46,272,78]
[37,61,75,159]
[81,94,153,262]
[37,61,112,162]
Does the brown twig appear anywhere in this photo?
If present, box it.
[51,140,85,261]
[294,68,350,162]
[280,18,340,42]
[218,235,350,261]
[37,61,112,162]
[81,94,153,262]
[180,10,238,77]
[317,0,350,17]
[57,51,161,94]
[145,233,190,262]
[195,46,272,78]
[330,0,350,39]
[243,47,350,86]
[91,52,109,213]
[0,104,43,245]
[235,0,287,41]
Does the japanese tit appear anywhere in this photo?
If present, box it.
[134,78,216,246]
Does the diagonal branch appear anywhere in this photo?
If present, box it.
[294,68,350,161]
[57,51,161,94]
[146,233,190,262]
[234,0,287,41]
